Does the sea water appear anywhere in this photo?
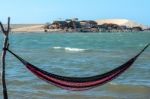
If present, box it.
[0,32,150,99]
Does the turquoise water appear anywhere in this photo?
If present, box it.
[0,32,150,99]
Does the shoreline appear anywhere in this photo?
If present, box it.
[9,24,150,33]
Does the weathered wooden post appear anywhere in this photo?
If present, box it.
[0,17,10,99]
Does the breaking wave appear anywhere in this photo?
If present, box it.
[53,46,62,49]
[52,46,87,52]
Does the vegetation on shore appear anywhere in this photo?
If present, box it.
[44,18,149,33]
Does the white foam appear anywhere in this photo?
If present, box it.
[53,46,62,49]
[109,82,118,85]
[52,46,86,52]
[65,47,86,52]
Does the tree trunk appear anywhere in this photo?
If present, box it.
[0,17,10,99]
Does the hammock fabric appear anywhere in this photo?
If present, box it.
[5,44,149,90]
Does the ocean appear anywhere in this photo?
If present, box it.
[0,32,150,99]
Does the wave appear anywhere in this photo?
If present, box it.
[53,46,62,49]
[65,47,86,52]
[52,46,87,52]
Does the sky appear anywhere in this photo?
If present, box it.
[0,0,149,25]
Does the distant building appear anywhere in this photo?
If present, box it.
[98,23,119,32]
[68,21,81,29]
[131,26,143,31]
[44,18,145,32]
[79,20,98,32]
[143,27,150,31]
[49,21,68,29]
[98,23,136,32]
[80,20,97,28]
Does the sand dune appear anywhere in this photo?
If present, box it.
[96,19,144,28]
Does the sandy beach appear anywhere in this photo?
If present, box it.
[11,24,45,32]
[11,24,66,33]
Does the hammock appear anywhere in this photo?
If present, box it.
[5,44,149,90]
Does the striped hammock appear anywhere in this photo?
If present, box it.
[5,44,149,91]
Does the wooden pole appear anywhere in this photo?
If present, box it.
[0,17,10,99]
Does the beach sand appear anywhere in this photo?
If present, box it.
[11,24,45,32]
[11,24,65,33]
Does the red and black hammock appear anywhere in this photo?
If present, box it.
[5,44,149,90]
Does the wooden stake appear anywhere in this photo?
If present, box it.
[0,17,10,99]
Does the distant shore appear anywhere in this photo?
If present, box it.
[9,18,150,33]
[10,24,150,33]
